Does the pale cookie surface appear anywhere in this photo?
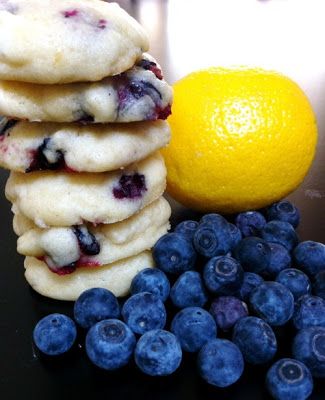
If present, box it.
[6,152,166,227]
[0,119,170,172]
[15,197,171,272]
[0,0,149,83]
[24,252,154,300]
[0,54,172,122]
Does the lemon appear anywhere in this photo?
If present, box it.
[162,67,318,213]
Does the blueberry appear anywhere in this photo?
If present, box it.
[153,232,197,275]
[113,173,147,199]
[264,243,291,278]
[292,295,325,330]
[203,255,244,295]
[266,200,300,228]
[72,226,100,256]
[227,223,242,250]
[134,330,182,376]
[85,319,136,370]
[239,272,264,301]
[209,296,248,331]
[261,220,299,251]
[130,268,170,302]
[313,271,325,299]
[292,326,325,378]
[170,271,208,308]
[174,220,199,240]
[73,288,120,329]
[197,339,244,387]
[233,237,271,275]
[275,269,311,301]
[250,282,294,326]
[293,241,325,276]
[199,213,229,228]
[33,313,77,356]
[26,138,65,173]
[266,358,313,400]
[170,307,217,352]
[193,224,232,258]
[121,292,166,335]
[235,211,266,237]
[232,316,277,364]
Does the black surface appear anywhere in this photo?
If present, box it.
[0,168,324,400]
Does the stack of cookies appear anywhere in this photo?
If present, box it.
[0,0,173,300]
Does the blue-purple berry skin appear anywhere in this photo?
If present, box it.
[261,220,299,251]
[121,292,166,335]
[193,223,232,258]
[239,272,264,301]
[266,358,313,400]
[134,330,182,376]
[265,242,291,278]
[234,236,271,275]
[130,268,170,302]
[313,271,325,300]
[171,307,217,352]
[228,223,242,250]
[209,296,248,331]
[153,232,197,275]
[292,295,325,330]
[275,269,311,301]
[74,288,120,329]
[197,339,244,387]
[249,282,294,326]
[174,220,199,241]
[292,326,325,378]
[33,313,77,356]
[170,271,208,309]
[266,200,300,228]
[85,319,136,371]
[203,255,244,295]
[232,316,277,364]
[235,211,266,237]
[293,241,325,277]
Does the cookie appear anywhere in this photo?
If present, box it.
[24,251,154,300]
[6,152,166,227]
[0,119,170,173]
[0,0,148,83]
[15,197,171,271]
[0,54,172,123]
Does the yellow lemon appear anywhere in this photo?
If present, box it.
[162,67,318,213]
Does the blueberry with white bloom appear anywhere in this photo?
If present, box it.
[171,307,217,352]
[122,292,166,335]
[170,271,208,309]
[130,268,170,302]
[209,296,248,331]
[261,220,299,251]
[239,272,264,301]
[275,269,311,301]
[135,330,182,376]
[293,240,325,277]
[266,200,300,228]
[235,210,266,237]
[266,358,313,400]
[234,237,271,275]
[249,282,294,326]
[85,319,135,370]
[292,326,325,378]
[197,339,244,387]
[232,316,277,364]
[73,288,120,329]
[33,313,77,356]
[292,295,325,330]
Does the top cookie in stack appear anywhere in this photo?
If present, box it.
[0,0,173,300]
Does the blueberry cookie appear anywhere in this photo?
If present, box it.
[0,119,170,172]
[15,197,171,273]
[24,251,154,300]
[0,55,172,123]
[5,152,166,227]
[0,0,148,83]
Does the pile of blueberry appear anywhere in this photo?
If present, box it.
[32,200,325,400]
